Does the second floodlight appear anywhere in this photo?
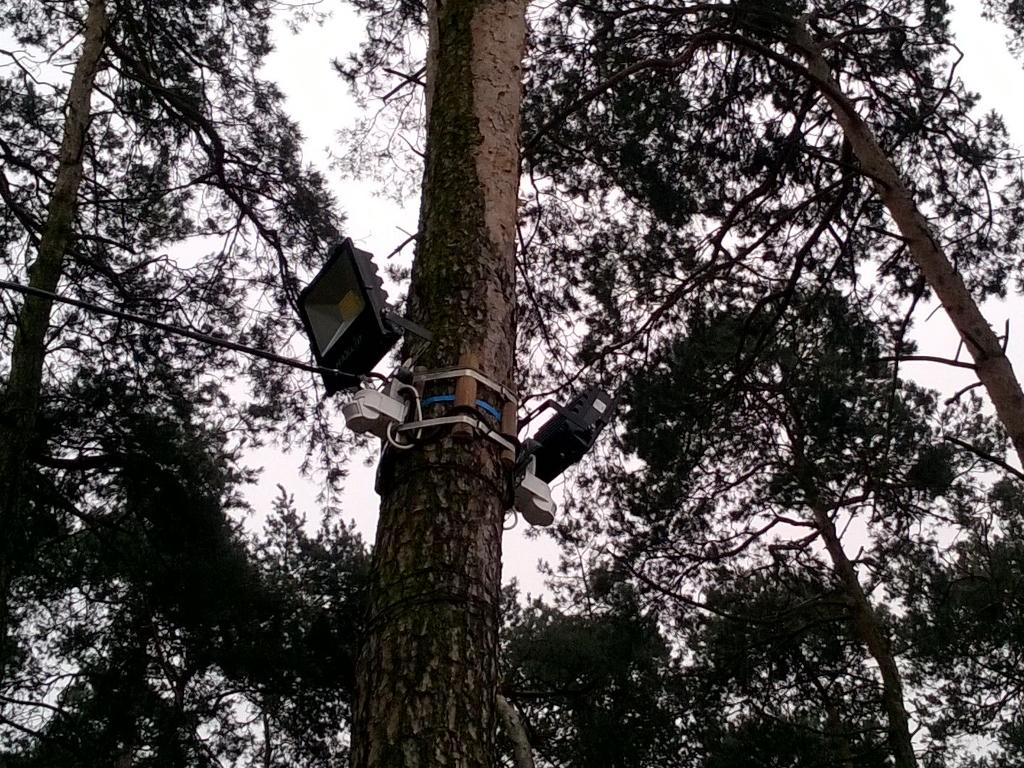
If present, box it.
[525,387,616,482]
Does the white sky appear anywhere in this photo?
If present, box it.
[246,1,1024,598]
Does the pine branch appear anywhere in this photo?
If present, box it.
[944,436,1024,482]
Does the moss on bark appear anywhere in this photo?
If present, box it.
[351,0,527,765]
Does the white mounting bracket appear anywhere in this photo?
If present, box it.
[414,366,517,405]
[514,456,555,527]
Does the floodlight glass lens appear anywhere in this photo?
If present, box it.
[338,291,365,322]
[304,259,366,356]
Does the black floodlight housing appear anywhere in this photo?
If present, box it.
[525,387,616,483]
[298,239,401,393]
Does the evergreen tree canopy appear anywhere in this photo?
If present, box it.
[5,1,1024,766]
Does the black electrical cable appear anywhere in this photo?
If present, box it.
[0,279,379,383]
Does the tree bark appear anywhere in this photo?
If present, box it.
[350,0,527,766]
[496,694,535,768]
[0,0,108,685]
[789,21,1024,468]
[810,504,918,768]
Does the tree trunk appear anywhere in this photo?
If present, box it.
[789,21,1024,468]
[825,698,856,768]
[350,0,527,765]
[496,694,536,768]
[788,424,916,768]
[811,505,918,768]
[0,0,108,684]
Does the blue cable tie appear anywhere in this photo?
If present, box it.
[474,399,502,421]
[421,394,455,408]
[421,394,501,421]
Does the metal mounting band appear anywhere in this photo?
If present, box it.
[395,414,516,452]
[413,367,517,405]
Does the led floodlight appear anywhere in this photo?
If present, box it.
[299,239,402,392]
[525,387,616,483]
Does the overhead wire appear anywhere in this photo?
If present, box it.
[0,278,383,384]
[1,281,552,526]
[1,280,565,515]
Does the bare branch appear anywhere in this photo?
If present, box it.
[944,436,1024,482]
[880,355,977,371]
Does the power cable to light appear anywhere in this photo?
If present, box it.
[0,279,384,384]
[384,383,423,451]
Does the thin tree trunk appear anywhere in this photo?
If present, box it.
[789,20,1024,468]
[811,504,918,768]
[0,0,108,683]
[825,698,857,768]
[350,0,527,765]
[496,694,535,768]
[795,648,857,767]
[787,421,916,768]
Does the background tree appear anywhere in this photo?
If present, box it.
[985,0,1024,57]
[499,580,684,767]
[0,0,343,684]
[0,0,374,762]
[518,0,1023,418]
[899,477,1024,765]
[670,569,891,768]
[598,290,957,765]
[0,386,369,765]
[507,7,1024,756]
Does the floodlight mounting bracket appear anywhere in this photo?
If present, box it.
[513,437,541,480]
[382,309,433,342]
[413,362,518,455]
[373,359,521,493]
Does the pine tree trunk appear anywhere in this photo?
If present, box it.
[350,0,527,765]
[0,0,108,683]
[790,426,917,768]
[790,21,1024,468]
[811,505,918,768]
